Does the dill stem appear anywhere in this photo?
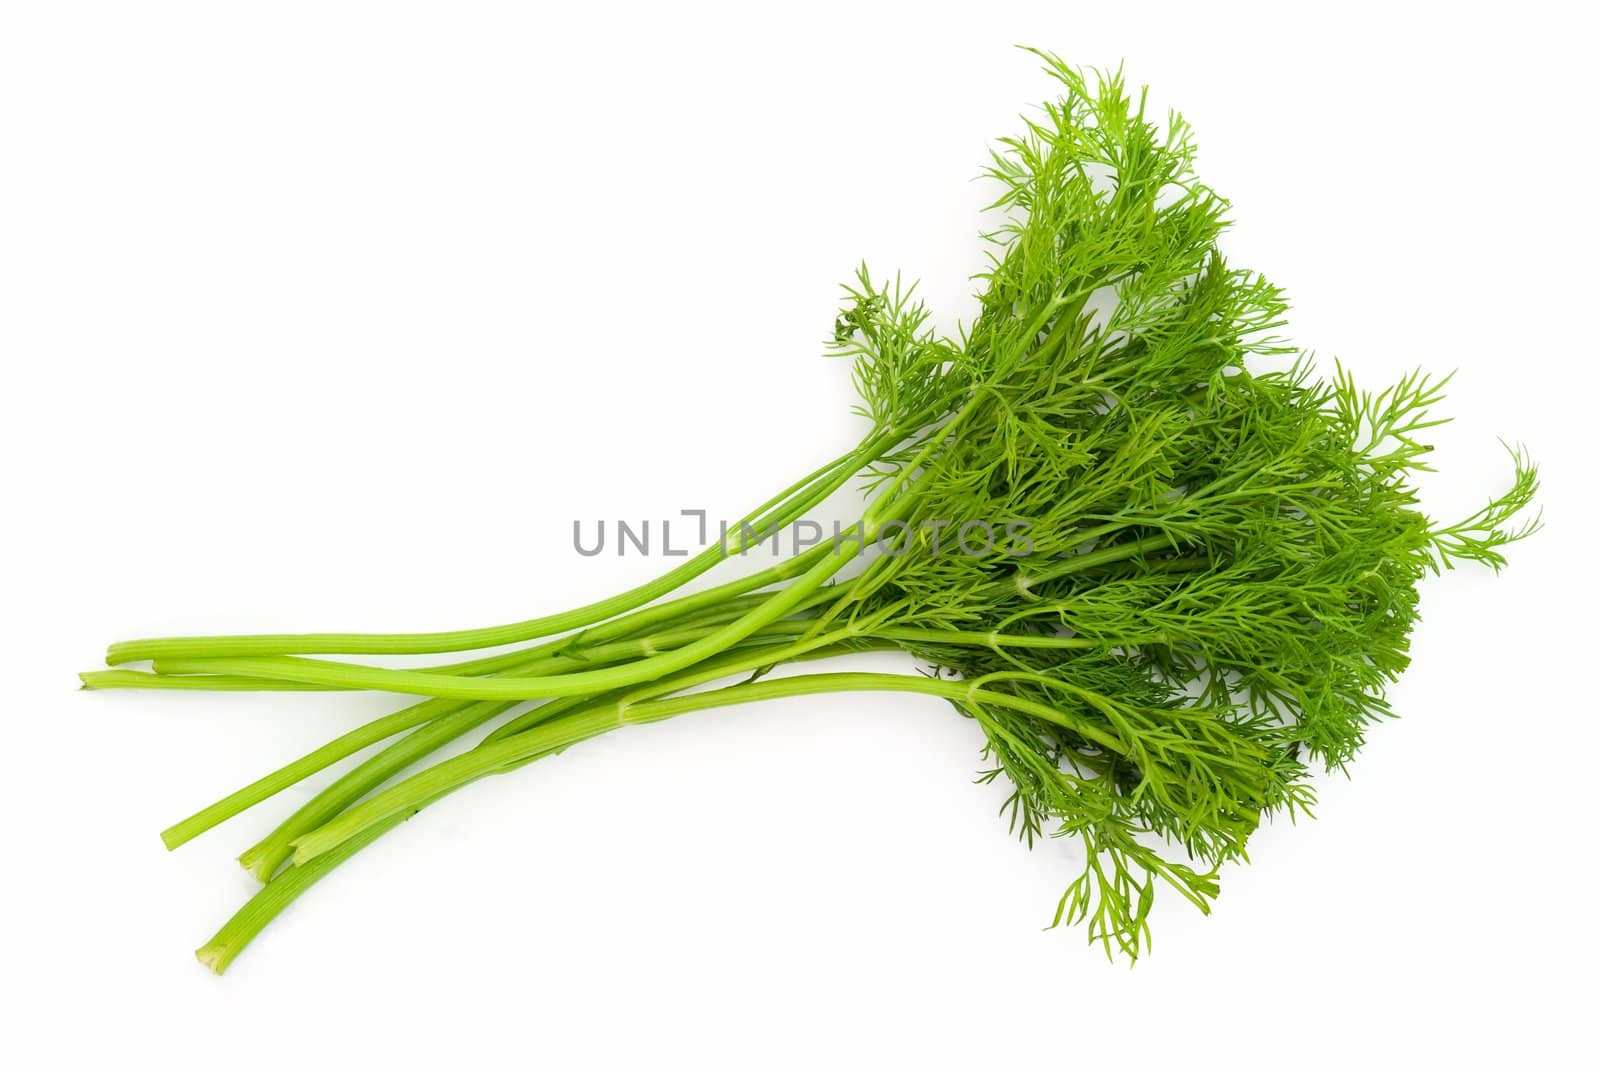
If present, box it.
[106,427,903,666]
[133,526,1161,702]
[234,699,523,881]
[142,397,983,701]
[290,668,1118,865]
[417,578,846,677]
[92,549,847,694]
[156,600,845,850]
[195,804,435,975]
[159,694,476,850]
[77,670,333,691]
[146,530,874,700]
[190,624,1126,964]
[197,757,541,974]
[234,630,851,878]
[245,630,890,884]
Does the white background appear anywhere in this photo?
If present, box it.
[3,2,1595,1063]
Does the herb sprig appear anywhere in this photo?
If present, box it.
[83,53,1538,971]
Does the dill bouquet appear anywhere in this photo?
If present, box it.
[84,54,1538,971]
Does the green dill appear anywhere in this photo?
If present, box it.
[83,52,1538,971]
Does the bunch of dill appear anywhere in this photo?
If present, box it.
[83,54,1538,971]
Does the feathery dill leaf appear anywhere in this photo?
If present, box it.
[817,54,1538,956]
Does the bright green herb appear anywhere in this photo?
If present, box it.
[83,54,1538,971]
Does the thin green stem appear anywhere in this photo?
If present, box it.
[245,625,886,881]
[196,760,544,974]
[79,670,332,692]
[194,654,1091,972]
[108,427,896,666]
[139,400,975,701]
[289,669,1105,865]
[94,558,849,694]
[196,807,423,975]
[159,695,473,850]
[149,527,874,701]
[871,625,1098,650]
[1022,532,1182,588]
[419,580,848,677]
[236,632,844,878]
[236,698,522,881]
[480,634,892,744]
[157,608,841,849]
